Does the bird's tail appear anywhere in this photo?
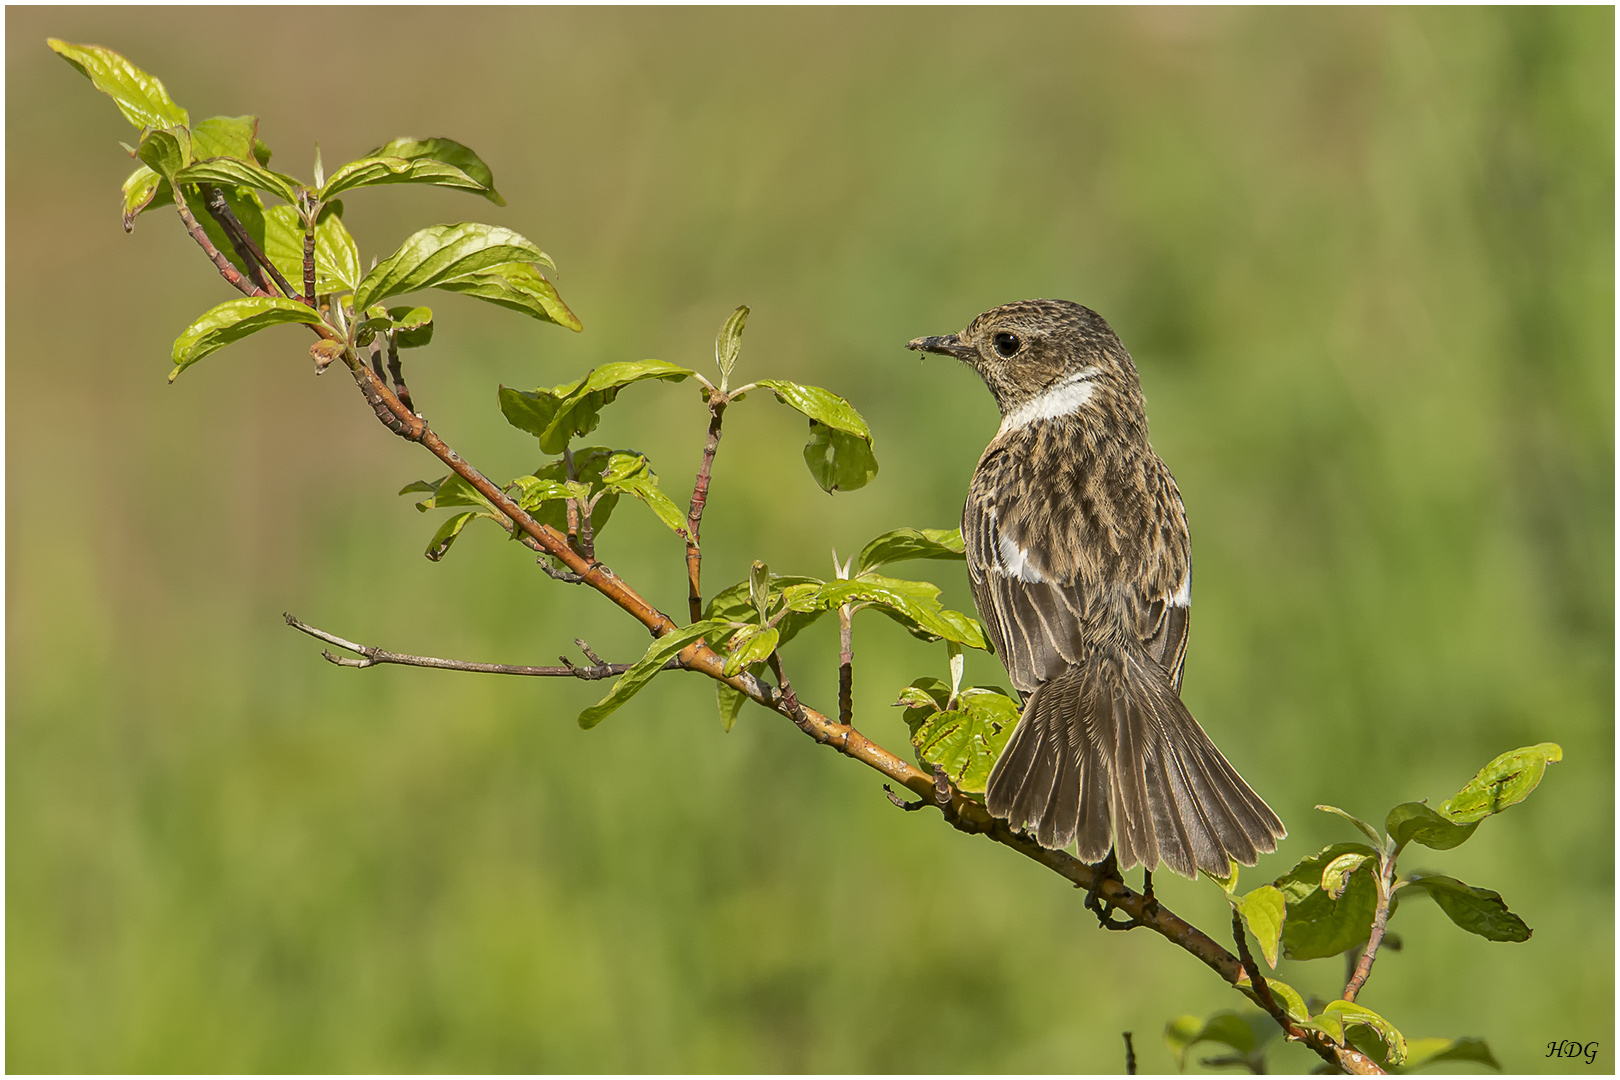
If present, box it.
[985,648,1285,877]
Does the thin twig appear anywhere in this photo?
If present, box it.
[685,396,728,622]
[838,601,854,727]
[1123,1032,1137,1076]
[283,612,659,679]
[301,208,317,307]
[1342,854,1395,1003]
[200,184,301,300]
[386,335,415,415]
[174,195,272,299]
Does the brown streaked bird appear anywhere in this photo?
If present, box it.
[908,299,1285,878]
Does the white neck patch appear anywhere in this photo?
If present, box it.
[997,367,1102,436]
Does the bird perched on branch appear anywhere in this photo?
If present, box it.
[908,299,1284,878]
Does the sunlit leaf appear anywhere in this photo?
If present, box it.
[499,360,694,454]
[706,574,828,648]
[1322,851,1373,900]
[1239,885,1287,968]
[435,260,582,330]
[1385,802,1478,852]
[1440,743,1563,824]
[177,156,300,205]
[721,625,779,677]
[136,127,189,182]
[388,305,434,349]
[755,379,878,493]
[854,527,965,576]
[353,222,552,312]
[121,164,169,231]
[598,452,690,538]
[901,683,1020,793]
[716,305,748,384]
[365,137,505,204]
[577,621,725,729]
[320,154,493,202]
[1318,1001,1407,1066]
[169,296,325,382]
[48,39,189,129]
[815,574,988,649]
[189,115,257,160]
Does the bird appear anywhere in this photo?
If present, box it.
[907,299,1285,879]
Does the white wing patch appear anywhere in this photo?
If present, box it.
[1170,569,1191,607]
[998,367,1103,435]
[996,532,1045,583]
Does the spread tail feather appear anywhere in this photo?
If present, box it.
[986,650,1285,877]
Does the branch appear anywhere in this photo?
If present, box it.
[301,208,317,308]
[174,194,273,299]
[283,612,663,679]
[200,184,301,301]
[386,335,416,415]
[685,394,728,622]
[1342,853,1396,1003]
[838,601,854,727]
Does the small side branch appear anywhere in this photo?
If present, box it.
[200,184,301,301]
[283,612,654,679]
[386,336,415,415]
[1342,854,1396,1003]
[685,397,728,622]
[838,602,854,727]
[174,195,272,299]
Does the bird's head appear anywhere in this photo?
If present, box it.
[907,299,1143,426]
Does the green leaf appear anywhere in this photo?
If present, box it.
[509,447,624,540]
[320,153,495,202]
[1203,861,1240,895]
[1400,1036,1500,1072]
[722,626,779,677]
[1322,851,1373,900]
[903,685,1020,793]
[353,223,553,312]
[189,115,257,160]
[1239,885,1287,968]
[815,574,988,649]
[121,164,170,231]
[136,127,188,183]
[894,677,952,723]
[169,297,325,382]
[424,510,482,561]
[365,137,505,204]
[715,305,748,384]
[1395,874,1531,943]
[1239,976,1309,1024]
[717,683,748,732]
[388,306,434,349]
[1316,804,1384,848]
[1385,802,1479,852]
[854,527,965,577]
[434,260,582,331]
[498,360,695,454]
[577,621,724,729]
[176,156,300,205]
[755,379,878,493]
[48,39,189,129]
[597,452,690,538]
[1319,1001,1407,1066]
[706,574,829,648]
[1273,843,1380,961]
[1440,743,1563,824]
[402,472,498,515]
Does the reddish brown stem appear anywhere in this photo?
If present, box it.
[201,184,300,300]
[838,603,854,727]
[386,337,415,415]
[685,398,727,621]
[175,196,271,299]
[1343,857,1395,1003]
[302,210,317,307]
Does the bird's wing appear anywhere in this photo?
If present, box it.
[965,446,1191,694]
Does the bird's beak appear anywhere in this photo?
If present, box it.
[906,333,977,360]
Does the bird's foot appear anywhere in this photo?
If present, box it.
[1084,852,1151,931]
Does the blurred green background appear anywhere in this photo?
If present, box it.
[7,7,1612,1073]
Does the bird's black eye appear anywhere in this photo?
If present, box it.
[992,332,1021,358]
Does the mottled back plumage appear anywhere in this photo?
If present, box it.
[908,299,1285,877]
